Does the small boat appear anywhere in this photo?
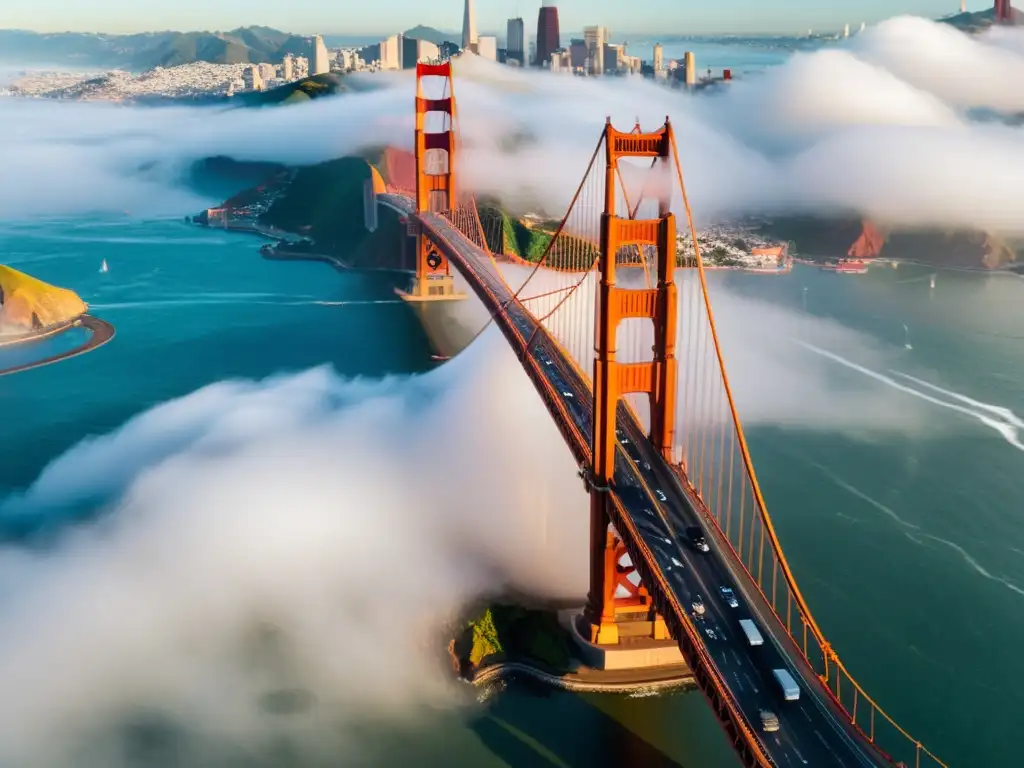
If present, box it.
[903,324,912,350]
[99,259,109,274]
[929,274,936,289]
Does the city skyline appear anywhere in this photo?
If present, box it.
[0,0,969,37]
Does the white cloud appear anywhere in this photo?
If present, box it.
[1,17,1023,231]
[0,332,589,766]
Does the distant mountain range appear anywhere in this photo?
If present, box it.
[0,25,459,72]
[401,26,457,46]
[0,26,318,70]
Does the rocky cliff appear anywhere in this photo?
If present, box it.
[0,265,88,338]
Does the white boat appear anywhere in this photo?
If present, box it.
[100,259,108,274]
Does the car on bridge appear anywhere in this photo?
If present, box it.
[686,525,710,552]
[719,586,739,608]
[692,595,705,616]
[760,709,780,733]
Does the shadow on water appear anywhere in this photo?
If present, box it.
[466,680,686,768]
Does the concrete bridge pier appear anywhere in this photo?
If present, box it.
[395,273,469,360]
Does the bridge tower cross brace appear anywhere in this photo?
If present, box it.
[407,61,459,298]
[586,119,679,645]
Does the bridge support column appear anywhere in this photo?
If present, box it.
[396,62,467,360]
[587,498,621,644]
[395,228,467,359]
[582,119,681,655]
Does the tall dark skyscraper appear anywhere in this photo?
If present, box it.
[507,17,525,64]
[535,5,560,67]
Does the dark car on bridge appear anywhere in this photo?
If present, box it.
[686,526,710,553]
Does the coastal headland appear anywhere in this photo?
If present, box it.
[0,265,115,376]
[192,148,1021,284]
[452,602,695,695]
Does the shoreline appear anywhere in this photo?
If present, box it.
[0,318,78,349]
[792,256,1022,277]
[467,659,695,694]
[0,315,115,377]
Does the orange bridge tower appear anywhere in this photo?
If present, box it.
[395,61,466,354]
[583,119,683,660]
[396,62,464,303]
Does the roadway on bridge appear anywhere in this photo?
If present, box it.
[384,196,891,768]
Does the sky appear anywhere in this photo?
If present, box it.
[1,1,963,37]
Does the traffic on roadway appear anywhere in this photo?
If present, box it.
[387,199,894,768]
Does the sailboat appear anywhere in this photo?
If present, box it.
[100,259,109,274]
[929,274,936,290]
[903,324,913,350]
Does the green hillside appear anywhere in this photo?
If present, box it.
[258,157,371,254]
[478,202,600,266]
[455,605,572,673]
[234,73,350,107]
[940,9,999,33]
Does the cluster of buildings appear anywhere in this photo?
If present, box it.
[6,62,260,100]
[679,224,791,272]
[240,34,330,92]
[4,9,738,103]
[457,1,706,85]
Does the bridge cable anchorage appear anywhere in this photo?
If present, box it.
[397,64,946,768]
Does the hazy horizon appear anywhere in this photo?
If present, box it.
[0,0,962,38]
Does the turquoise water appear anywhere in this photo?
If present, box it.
[1,213,1022,766]
[0,218,434,494]
[0,325,92,372]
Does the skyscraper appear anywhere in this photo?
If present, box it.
[311,35,329,76]
[507,17,525,64]
[478,36,497,61]
[583,26,609,75]
[683,51,696,87]
[535,5,560,67]
[463,0,478,52]
[653,43,664,72]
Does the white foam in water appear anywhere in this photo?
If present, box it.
[800,342,1024,453]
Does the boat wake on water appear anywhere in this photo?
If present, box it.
[798,342,1024,453]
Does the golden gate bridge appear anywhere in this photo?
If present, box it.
[369,61,947,768]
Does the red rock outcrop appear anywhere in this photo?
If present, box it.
[847,220,887,259]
